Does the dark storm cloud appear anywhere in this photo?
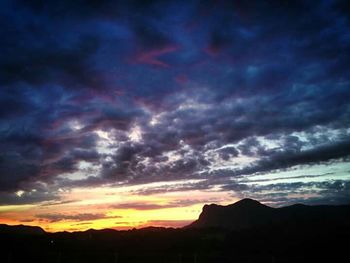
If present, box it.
[217,147,239,161]
[131,180,214,196]
[233,138,350,177]
[0,189,59,206]
[1,0,350,205]
[0,155,40,191]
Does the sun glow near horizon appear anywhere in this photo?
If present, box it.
[0,182,235,232]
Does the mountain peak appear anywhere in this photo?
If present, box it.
[202,203,221,211]
[0,224,45,235]
[188,199,350,230]
[188,198,273,229]
[202,199,263,212]
[232,198,263,207]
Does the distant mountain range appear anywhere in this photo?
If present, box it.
[187,198,350,230]
[1,198,350,235]
[1,199,350,262]
[0,224,45,235]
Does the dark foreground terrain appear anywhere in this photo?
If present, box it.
[1,199,350,263]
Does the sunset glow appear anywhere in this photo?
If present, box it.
[1,181,234,231]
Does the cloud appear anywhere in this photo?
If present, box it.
[36,213,122,223]
[0,189,59,206]
[132,45,179,68]
[222,179,350,206]
[110,199,213,210]
[234,138,350,177]
[110,202,169,211]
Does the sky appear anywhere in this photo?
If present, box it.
[0,0,350,232]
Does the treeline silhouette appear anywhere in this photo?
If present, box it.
[1,199,349,263]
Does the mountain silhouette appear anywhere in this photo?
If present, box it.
[1,199,350,263]
[0,224,45,235]
[188,198,350,230]
[2,199,350,234]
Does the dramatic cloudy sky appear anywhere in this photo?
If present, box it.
[1,0,350,231]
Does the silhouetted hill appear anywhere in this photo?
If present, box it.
[0,224,45,235]
[1,199,350,262]
[188,198,350,230]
